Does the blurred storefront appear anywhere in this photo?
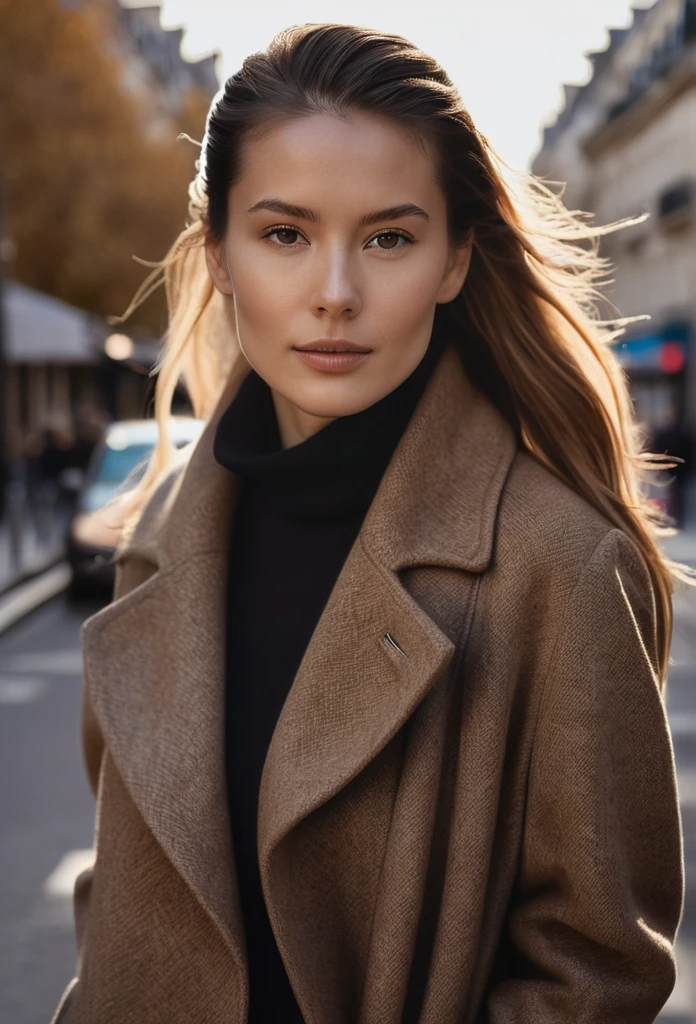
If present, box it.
[3,281,104,466]
[613,321,689,431]
[613,321,691,520]
[2,280,159,472]
[532,0,696,523]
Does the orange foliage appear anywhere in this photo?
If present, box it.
[0,0,212,333]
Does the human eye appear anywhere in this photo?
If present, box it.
[260,224,309,251]
[365,229,416,255]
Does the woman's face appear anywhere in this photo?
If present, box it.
[206,109,472,448]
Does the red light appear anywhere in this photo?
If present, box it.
[660,341,685,374]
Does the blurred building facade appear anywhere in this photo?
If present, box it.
[115,2,220,128]
[533,0,696,520]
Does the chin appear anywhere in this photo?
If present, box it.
[290,380,386,420]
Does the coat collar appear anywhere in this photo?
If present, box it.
[144,334,518,576]
[80,332,518,1005]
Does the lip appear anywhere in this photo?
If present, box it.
[293,339,372,353]
[292,350,372,372]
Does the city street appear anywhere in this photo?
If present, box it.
[1,580,695,1024]
[0,593,99,1024]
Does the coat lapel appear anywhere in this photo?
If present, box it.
[79,333,518,985]
[80,354,250,969]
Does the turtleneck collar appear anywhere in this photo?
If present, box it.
[213,316,449,522]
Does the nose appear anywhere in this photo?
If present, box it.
[311,249,362,319]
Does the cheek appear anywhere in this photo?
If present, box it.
[227,258,293,333]
[369,260,442,335]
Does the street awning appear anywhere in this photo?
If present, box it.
[2,279,99,365]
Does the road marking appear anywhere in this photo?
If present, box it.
[43,849,95,898]
[676,772,696,807]
[0,563,71,634]
[0,676,48,704]
[3,649,83,675]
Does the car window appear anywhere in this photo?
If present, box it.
[79,434,198,514]
[94,443,155,484]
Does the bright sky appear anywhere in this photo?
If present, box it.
[140,0,655,172]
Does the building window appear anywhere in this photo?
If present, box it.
[658,178,693,228]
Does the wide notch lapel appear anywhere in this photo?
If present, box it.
[256,533,458,866]
[80,350,253,970]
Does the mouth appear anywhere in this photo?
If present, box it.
[292,341,373,354]
[291,346,373,372]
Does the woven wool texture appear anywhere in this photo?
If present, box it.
[51,340,685,1024]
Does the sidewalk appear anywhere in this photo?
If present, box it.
[0,496,68,596]
[659,516,696,1022]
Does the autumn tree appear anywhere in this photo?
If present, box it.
[0,0,213,333]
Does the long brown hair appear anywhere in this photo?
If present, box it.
[108,22,696,688]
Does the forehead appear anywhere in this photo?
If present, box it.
[232,110,442,212]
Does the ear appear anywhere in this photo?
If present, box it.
[436,232,474,305]
[204,236,235,296]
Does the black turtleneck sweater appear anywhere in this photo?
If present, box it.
[212,319,448,1022]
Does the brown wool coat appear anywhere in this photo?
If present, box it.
[51,340,685,1024]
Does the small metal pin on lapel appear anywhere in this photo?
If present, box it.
[383,632,407,656]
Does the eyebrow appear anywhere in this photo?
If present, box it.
[247,198,430,226]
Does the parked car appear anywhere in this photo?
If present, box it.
[66,416,204,598]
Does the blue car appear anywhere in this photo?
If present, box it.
[66,416,204,597]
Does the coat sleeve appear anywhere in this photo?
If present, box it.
[485,527,685,1024]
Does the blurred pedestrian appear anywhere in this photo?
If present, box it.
[21,429,47,540]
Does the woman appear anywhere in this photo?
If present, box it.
[51,23,692,1024]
